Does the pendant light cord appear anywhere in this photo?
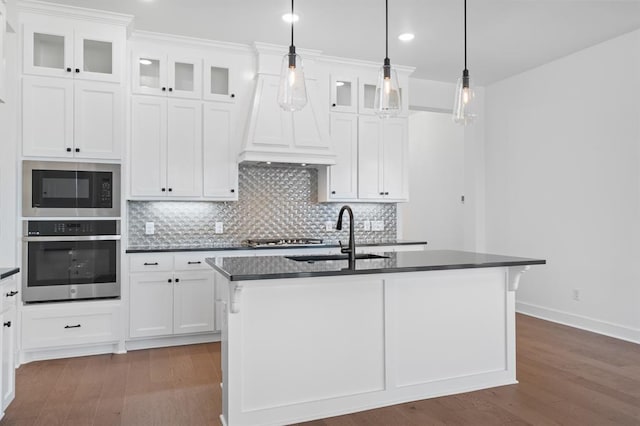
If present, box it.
[385,0,389,59]
[291,0,295,47]
[464,0,467,70]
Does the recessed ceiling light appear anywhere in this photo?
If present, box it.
[398,33,415,42]
[139,59,152,65]
[282,13,299,23]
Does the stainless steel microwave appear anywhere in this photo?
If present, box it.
[23,161,121,217]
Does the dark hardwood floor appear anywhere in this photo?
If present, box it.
[2,314,639,425]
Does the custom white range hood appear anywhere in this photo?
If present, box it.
[238,43,336,166]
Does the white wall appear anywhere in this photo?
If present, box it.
[485,30,640,342]
[0,4,19,268]
[407,78,486,251]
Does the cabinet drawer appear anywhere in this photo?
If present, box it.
[130,254,174,272]
[0,276,19,313]
[22,303,120,350]
[174,253,214,271]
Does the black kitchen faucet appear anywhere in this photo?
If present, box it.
[336,205,356,268]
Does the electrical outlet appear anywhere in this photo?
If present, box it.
[145,222,155,235]
[325,221,334,232]
[371,220,384,231]
[215,222,224,234]
[572,289,580,301]
[363,220,371,231]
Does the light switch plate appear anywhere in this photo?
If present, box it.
[145,222,155,235]
[215,222,224,234]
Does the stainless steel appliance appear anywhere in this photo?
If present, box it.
[243,238,324,248]
[22,220,121,303]
[23,161,120,217]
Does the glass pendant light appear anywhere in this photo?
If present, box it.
[452,0,477,125]
[374,0,402,118]
[278,0,307,111]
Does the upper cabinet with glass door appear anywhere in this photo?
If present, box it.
[23,19,125,83]
[329,74,357,113]
[358,73,410,116]
[203,58,237,103]
[132,50,202,99]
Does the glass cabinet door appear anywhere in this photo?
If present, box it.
[75,30,122,83]
[132,51,167,96]
[359,80,406,116]
[23,23,74,78]
[203,60,235,102]
[168,56,202,99]
[330,75,357,113]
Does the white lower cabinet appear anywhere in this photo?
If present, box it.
[0,275,18,414]
[21,301,121,350]
[128,253,215,339]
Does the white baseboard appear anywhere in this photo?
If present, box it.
[20,342,122,364]
[125,332,220,351]
[516,302,640,344]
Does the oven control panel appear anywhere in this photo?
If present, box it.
[26,220,119,236]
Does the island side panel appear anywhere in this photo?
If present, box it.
[384,267,517,400]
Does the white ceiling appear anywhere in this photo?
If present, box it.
[39,0,640,85]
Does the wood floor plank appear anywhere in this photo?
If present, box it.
[3,314,640,426]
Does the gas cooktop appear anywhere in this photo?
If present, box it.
[243,238,324,248]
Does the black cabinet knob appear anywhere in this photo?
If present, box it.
[384,192,389,195]
[331,191,336,195]
[332,103,336,107]
[379,192,384,195]
[230,189,235,193]
[66,67,72,72]
[168,188,173,192]
[161,188,166,192]
[66,147,72,152]
[75,148,80,153]
[230,93,235,98]
[175,278,180,283]
[3,321,10,328]
[75,68,80,73]
[168,278,172,283]
[162,87,166,91]
[169,88,173,92]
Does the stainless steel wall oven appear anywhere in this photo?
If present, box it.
[23,161,120,217]
[22,220,121,303]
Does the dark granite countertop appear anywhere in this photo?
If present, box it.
[207,250,546,281]
[125,240,427,254]
[0,268,20,280]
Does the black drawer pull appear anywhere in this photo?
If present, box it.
[187,261,201,265]
[64,324,81,329]
[6,291,18,297]
[143,262,159,266]
[3,321,10,328]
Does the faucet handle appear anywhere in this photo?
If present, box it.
[339,240,348,253]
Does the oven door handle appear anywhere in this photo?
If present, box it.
[23,235,121,242]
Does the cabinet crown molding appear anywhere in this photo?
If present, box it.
[17,0,133,27]
[131,30,253,54]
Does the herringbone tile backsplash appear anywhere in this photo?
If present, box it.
[128,164,397,248]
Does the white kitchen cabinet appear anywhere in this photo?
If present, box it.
[129,253,216,339]
[203,58,237,103]
[329,74,357,114]
[133,50,202,99]
[129,272,174,338]
[0,275,17,413]
[23,20,124,83]
[130,96,202,197]
[358,115,408,201]
[318,113,358,201]
[0,0,7,103]
[22,76,123,159]
[203,102,237,199]
[173,271,215,334]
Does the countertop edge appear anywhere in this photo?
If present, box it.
[126,241,428,254]
[0,268,20,280]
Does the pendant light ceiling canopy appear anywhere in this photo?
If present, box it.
[277,0,308,112]
[374,0,402,118]
[453,0,477,125]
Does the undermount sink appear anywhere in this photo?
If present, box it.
[285,253,390,262]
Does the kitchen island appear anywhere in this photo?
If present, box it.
[208,250,545,426]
